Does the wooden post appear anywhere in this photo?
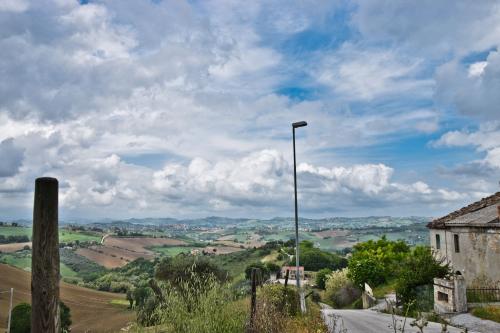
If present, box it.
[284,269,289,288]
[250,268,257,328]
[32,177,60,333]
[7,287,13,333]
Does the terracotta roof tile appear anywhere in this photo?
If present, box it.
[427,192,500,229]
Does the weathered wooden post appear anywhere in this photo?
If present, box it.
[284,269,289,288]
[32,177,60,333]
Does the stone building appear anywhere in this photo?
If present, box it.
[427,192,500,288]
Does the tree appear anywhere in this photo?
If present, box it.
[10,303,31,333]
[347,236,410,287]
[244,262,269,283]
[315,268,332,289]
[292,241,347,271]
[155,256,228,287]
[395,246,449,309]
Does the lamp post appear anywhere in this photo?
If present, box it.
[292,121,307,313]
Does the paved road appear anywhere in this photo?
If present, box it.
[322,309,470,333]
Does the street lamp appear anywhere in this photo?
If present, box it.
[292,120,307,313]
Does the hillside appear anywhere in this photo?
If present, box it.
[0,264,133,333]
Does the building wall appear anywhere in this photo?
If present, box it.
[430,228,500,287]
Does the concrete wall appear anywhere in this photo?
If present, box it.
[434,277,467,313]
[430,228,500,287]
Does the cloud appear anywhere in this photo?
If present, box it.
[351,0,500,57]
[0,138,24,177]
[315,44,433,101]
[435,49,500,120]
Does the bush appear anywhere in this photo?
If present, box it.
[156,256,228,287]
[325,268,361,307]
[137,274,247,332]
[315,268,332,289]
[347,236,410,288]
[10,303,31,333]
[245,262,270,283]
[395,246,449,310]
[60,301,72,333]
[10,302,71,333]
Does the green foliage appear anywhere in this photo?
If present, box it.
[84,257,156,292]
[10,303,31,333]
[60,301,72,333]
[265,262,280,273]
[136,274,247,332]
[315,268,332,289]
[395,246,449,309]
[11,302,72,333]
[347,236,410,287]
[244,262,269,282]
[0,234,30,243]
[60,248,106,282]
[258,284,299,316]
[155,255,228,287]
[292,241,347,272]
[325,268,361,308]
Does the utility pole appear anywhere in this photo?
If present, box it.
[7,287,13,333]
[292,121,307,313]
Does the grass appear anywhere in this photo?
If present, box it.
[0,251,79,277]
[0,226,102,243]
[59,230,101,243]
[110,299,130,308]
[0,226,31,237]
[472,306,500,323]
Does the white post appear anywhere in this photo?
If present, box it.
[7,287,13,333]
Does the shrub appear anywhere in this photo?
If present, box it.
[60,301,72,333]
[155,256,228,287]
[10,302,71,333]
[245,262,270,283]
[325,268,350,298]
[315,268,332,289]
[325,268,361,307]
[10,303,31,333]
[347,236,410,287]
[395,246,449,310]
[137,274,247,332]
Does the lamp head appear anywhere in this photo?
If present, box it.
[292,121,307,128]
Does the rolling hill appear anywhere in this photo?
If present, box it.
[0,264,134,332]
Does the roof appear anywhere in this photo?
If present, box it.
[428,192,500,229]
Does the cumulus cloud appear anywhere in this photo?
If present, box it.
[0,0,492,218]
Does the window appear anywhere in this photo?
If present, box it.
[435,234,441,250]
[454,234,460,253]
[438,291,449,303]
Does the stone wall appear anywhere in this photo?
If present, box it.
[430,228,500,287]
[434,276,467,313]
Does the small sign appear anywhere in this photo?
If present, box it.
[365,283,373,297]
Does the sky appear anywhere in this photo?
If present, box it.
[0,0,499,220]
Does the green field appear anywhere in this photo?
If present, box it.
[0,226,31,237]
[0,251,78,277]
[151,246,204,257]
[0,226,101,243]
[59,230,101,243]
